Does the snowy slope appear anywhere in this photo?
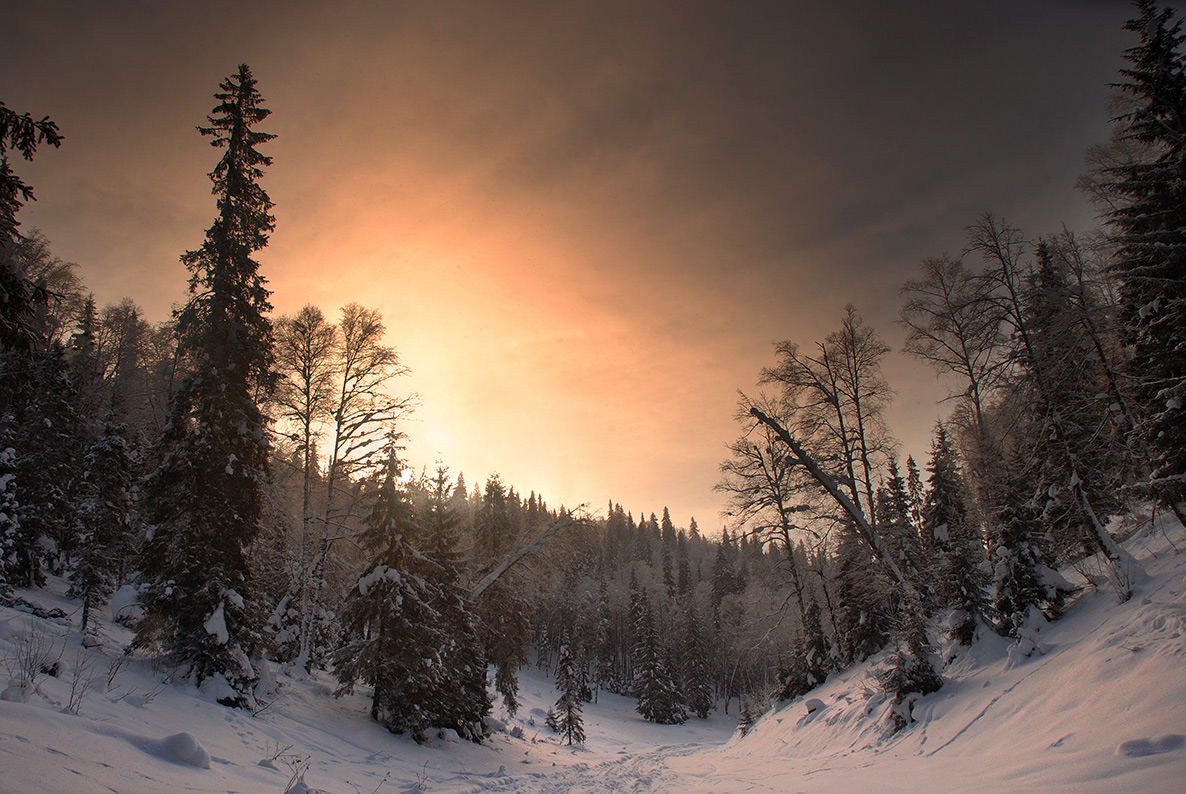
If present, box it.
[672,518,1186,793]
[2,518,1185,793]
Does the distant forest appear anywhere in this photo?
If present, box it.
[2,0,1184,743]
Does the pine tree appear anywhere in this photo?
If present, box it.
[136,65,276,705]
[1106,0,1186,522]
[553,634,586,745]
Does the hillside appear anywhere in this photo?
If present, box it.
[2,518,1184,794]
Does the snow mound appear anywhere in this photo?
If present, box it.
[1115,734,1184,757]
[109,584,143,623]
[164,731,211,768]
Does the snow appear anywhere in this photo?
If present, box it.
[2,519,1185,793]
[203,601,228,645]
[356,564,401,596]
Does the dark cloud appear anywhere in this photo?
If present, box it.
[3,0,1147,524]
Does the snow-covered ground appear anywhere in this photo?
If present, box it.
[3,518,1185,793]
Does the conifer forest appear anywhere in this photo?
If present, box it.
[2,3,1186,792]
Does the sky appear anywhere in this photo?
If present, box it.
[3,0,1149,530]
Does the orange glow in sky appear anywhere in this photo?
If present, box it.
[6,0,1128,527]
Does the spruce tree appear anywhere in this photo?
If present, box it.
[334,448,442,742]
[553,634,586,745]
[0,434,18,598]
[1107,0,1186,522]
[1021,244,1125,564]
[632,592,686,724]
[1,100,61,358]
[681,603,715,718]
[833,526,893,663]
[418,465,490,741]
[991,474,1068,639]
[136,65,275,705]
[922,423,987,645]
[70,422,138,634]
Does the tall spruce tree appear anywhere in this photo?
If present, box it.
[136,65,275,705]
[1105,0,1186,524]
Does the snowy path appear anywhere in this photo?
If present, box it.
[460,744,702,794]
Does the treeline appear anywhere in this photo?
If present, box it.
[3,0,1186,744]
[0,62,774,743]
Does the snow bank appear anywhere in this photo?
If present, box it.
[164,731,211,768]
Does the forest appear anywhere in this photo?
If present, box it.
[1,0,1185,756]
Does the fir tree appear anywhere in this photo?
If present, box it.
[334,448,442,742]
[136,65,276,705]
[1107,0,1186,523]
[553,634,586,745]
[69,422,138,634]
[632,592,686,724]
[991,474,1068,639]
[418,465,490,741]
[681,603,715,718]
[922,423,987,645]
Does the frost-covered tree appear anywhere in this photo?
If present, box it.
[990,473,1069,639]
[971,216,1133,601]
[0,435,19,598]
[473,475,532,715]
[1019,243,1126,563]
[553,634,585,745]
[70,422,138,633]
[304,304,410,669]
[269,304,338,667]
[1104,0,1186,525]
[681,603,715,718]
[334,448,441,742]
[136,65,276,705]
[416,465,490,740]
[1,100,63,364]
[922,423,986,645]
[631,585,686,724]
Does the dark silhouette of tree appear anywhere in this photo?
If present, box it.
[136,64,276,706]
